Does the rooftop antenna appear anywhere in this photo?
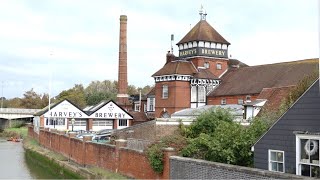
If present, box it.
[171,34,174,54]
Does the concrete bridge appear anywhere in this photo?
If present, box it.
[0,108,41,129]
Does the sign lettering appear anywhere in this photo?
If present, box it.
[50,111,83,118]
[179,47,228,58]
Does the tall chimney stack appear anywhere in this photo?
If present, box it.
[117,15,129,106]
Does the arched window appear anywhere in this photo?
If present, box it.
[191,86,197,102]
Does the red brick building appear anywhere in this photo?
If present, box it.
[151,11,318,118]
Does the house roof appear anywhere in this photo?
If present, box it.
[129,111,149,122]
[152,60,197,77]
[177,20,230,45]
[209,58,319,97]
[257,86,295,112]
[147,87,155,96]
[228,59,249,68]
[34,99,87,117]
[193,68,219,79]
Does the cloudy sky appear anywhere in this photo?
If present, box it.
[0,0,318,98]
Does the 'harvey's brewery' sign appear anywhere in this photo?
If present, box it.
[179,47,228,58]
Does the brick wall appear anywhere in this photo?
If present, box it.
[113,120,179,142]
[27,126,172,179]
[170,156,303,179]
[207,94,259,105]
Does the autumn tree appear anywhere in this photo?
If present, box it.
[20,88,43,109]
[84,80,117,105]
[56,84,86,108]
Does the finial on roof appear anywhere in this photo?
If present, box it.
[199,5,207,20]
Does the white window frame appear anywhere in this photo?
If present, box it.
[148,97,155,112]
[221,98,226,105]
[191,86,197,102]
[134,103,140,112]
[268,149,285,173]
[216,63,222,70]
[238,99,244,105]
[198,86,206,102]
[204,62,210,69]
[295,134,320,177]
[162,85,168,99]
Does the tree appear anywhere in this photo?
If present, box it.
[20,88,43,109]
[84,80,117,105]
[56,84,86,108]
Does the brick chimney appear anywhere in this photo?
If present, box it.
[117,15,130,107]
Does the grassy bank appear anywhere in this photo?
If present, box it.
[0,126,28,138]
[23,133,128,179]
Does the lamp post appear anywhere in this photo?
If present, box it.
[71,118,75,132]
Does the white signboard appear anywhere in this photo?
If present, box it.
[89,101,132,119]
[44,100,88,118]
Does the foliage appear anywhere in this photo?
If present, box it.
[186,107,234,138]
[282,71,318,112]
[84,80,117,105]
[0,127,28,138]
[146,129,187,173]
[181,108,269,167]
[146,143,164,173]
[56,84,87,108]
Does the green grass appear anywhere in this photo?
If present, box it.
[0,126,28,138]
[88,167,128,179]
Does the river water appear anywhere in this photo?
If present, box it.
[0,138,34,179]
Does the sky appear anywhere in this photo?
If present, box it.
[0,0,318,98]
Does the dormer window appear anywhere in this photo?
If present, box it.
[204,62,210,69]
[216,63,222,70]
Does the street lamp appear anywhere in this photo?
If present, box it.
[71,118,75,132]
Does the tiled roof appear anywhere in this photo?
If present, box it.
[193,68,218,79]
[177,20,230,45]
[209,58,319,96]
[130,111,149,122]
[147,87,155,96]
[152,60,197,76]
[228,59,248,68]
[257,86,295,112]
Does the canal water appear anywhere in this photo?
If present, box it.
[0,138,69,179]
[0,138,34,179]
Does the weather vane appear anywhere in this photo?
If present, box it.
[199,5,207,20]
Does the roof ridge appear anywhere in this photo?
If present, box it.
[244,58,318,68]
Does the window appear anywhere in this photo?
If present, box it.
[198,86,206,102]
[268,150,284,173]
[72,119,86,126]
[204,62,210,69]
[47,118,65,125]
[148,97,155,111]
[162,85,168,99]
[238,99,244,105]
[246,95,251,102]
[93,119,113,126]
[134,103,140,112]
[221,98,226,105]
[118,119,128,127]
[191,86,197,102]
[296,135,320,178]
[216,63,222,70]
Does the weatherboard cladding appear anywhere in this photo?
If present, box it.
[254,80,320,174]
[209,58,318,97]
